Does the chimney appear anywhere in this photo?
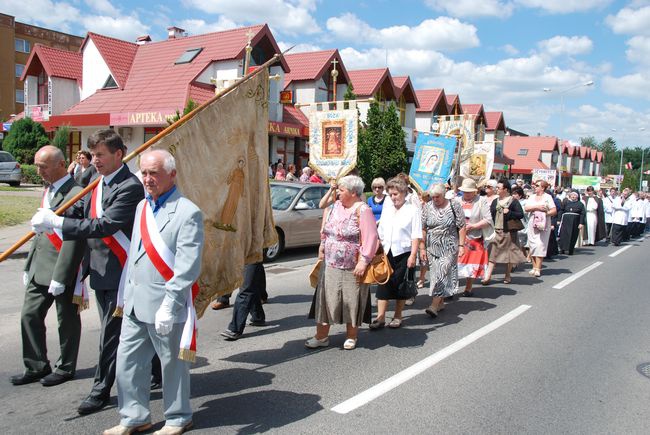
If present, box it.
[167,26,186,40]
[136,35,152,45]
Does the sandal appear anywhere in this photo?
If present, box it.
[503,278,511,284]
[343,338,357,350]
[388,318,402,328]
[425,306,438,318]
[369,319,386,330]
[416,280,424,289]
[481,278,491,285]
[463,290,474,297]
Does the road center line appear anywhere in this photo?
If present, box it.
[609,245,632,258]
[552,261,603,289]
[331,304,531,415]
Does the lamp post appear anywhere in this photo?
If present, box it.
[544,80,594,187]
[611,127,645,177]
[639,127,647,191]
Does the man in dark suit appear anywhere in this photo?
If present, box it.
[11,146,86,387]
[33,129,144,415]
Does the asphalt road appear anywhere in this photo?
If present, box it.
[1,236,649,434]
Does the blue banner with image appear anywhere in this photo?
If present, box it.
[409,132,456,193]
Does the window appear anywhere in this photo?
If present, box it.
[102,75,118,89]
[517,149,528,156]
[15,38,30,53]
[16,89,24,104]
[398,95,406,127]
[15,64,25,78]
[175,48,203,65]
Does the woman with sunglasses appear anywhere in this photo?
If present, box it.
[367,178,387,222]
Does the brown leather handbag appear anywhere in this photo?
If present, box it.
[361,244,393,285]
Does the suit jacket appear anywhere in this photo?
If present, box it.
[25,177,86,288]
[63,164,144,290]
[74,165,96,187]
[123,188,204,324]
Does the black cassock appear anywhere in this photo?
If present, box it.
[558,199,586,255]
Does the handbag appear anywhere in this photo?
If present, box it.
[396,267,418,299]
[361,244,393,285]
[308,259,322,288]
[508,218,524,232]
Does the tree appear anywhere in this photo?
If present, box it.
[167,99,198,125]
[52,125,70,158]
[1,118,50,164]
[343,84,356,102]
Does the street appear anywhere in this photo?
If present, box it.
[1,232,649,434]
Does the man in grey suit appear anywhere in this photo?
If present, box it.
[32,129,144,414]
[11,146,86,387]
[103,149,203,435]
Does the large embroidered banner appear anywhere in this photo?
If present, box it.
[461,140,495,185]
[409,132,457,193]
[435,114,476,164]
[149,69,277,318]
[308,102,359,181]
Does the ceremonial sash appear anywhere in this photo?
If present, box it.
[90,177,131,317]
[136,200,199,362]
[42,190,88,312]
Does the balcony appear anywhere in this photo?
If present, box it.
[25,104,50,121]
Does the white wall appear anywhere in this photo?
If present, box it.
[404,103,416,129]
[51,77,80,115]
[82,39,112,100]
[415,112,433,132]
[294,82,317,104]
[24,76,38,106]
[195,60,240,85]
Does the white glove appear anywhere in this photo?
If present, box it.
[48,280,66,296]
[155,298,175,336]
[31,208,64,232]
[23,272,29,287]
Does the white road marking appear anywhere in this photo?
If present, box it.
[331,304,532,414]
[552,261,603,289]
[609,245,632,258]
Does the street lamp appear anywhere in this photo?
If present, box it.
[639,127,647,191]
[543,80,594,139]
[611,127,646,177]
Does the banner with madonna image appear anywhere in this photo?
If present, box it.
[409,132,457,193]
[308,103,359,181]
[460,140,495,185]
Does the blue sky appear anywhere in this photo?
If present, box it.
[4,0,649,148]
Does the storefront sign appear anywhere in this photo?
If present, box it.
[268,121,305,137]
[110,110,176,126]
[279,90,293,104]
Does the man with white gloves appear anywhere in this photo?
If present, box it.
[103,149,203,435]
[11,146,86,387]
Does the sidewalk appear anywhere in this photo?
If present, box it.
[0,222,33,258]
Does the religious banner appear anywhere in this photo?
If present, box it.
[150,69,278,318]
[461,140,494,184]
[308,102,358,181]
[409,132,456,193]
[572,175,600,190]
[435,114,476,163]
[532,168,557,188]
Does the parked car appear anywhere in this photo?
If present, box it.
[264,181,330,261]
[0,151,21,187]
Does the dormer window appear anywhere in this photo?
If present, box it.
[175,48,203,65]
[103,75,118,89]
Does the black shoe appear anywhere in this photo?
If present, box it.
[40,372,73,387]
[220,330,242,341]
[248,320,266,327]
[78,395,109,415]
[151,380,162,390]
[10,367,52,385]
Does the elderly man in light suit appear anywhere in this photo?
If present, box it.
[103,149,204,435]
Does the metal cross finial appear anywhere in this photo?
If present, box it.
[245,29,255,47]
[331,58,339,102]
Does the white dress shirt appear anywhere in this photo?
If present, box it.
[377,202,422,256]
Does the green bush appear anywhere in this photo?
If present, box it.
[21,164,43,185]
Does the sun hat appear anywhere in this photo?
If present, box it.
[458,178,478,192]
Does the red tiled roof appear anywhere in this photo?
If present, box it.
[415,89,444,113]
[462,104,485,125]
[83,32,138,89]
[62,24,287,118]
[485,111,505,132]
[188,83,215,105]
[347,68,394,98]
[446,94,461,114]
[596,151,603,162]
[21,44,82,83]
[283,105,309,127]
[579,146,590,159]
[503,136,559,173]
[392,76,419,107]
[283,49,349,89]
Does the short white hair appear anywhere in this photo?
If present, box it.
[302,167,311,174]
[141,149,176,173]
[428,183,446,197]
[338,175,365,197]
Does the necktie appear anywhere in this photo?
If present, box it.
[48,185,55,203]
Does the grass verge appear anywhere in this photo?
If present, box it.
[0,196,41,227]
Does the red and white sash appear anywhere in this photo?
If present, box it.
[135,200,199,362]
[90,177,131,317]
[42,190,88,312]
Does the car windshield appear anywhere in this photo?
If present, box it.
[0,152,16,163]
[270,185,301,210]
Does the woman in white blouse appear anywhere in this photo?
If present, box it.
[371,177,422,329]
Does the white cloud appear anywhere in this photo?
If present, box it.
[502,44,520,55]
[326,14,479,51]
[602,73,650,101]
[606,6,650,36]
[2,0,81,31]
[425,0,515,18]
[178,17,239,35]
[566,103,650,147]
[516,0,611,14]
[538,36,593,57]
[81,15,150,41]
[84,0,119,16]
[625,36,650,66]
[181,0,320,35]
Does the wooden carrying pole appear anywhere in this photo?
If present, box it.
[0,52,285,263]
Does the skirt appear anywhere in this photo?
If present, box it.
[376,251,415,300]
[458,238,488,279]
[489,230,527,264]
[315,265,369,327]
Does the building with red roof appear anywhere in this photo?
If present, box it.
[483,111,513,175]
[445,94,462,115]
[21,24,290,162]
[414,89,448,133]
[503,135,559,175]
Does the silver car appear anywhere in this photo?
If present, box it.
[0,151,21,187]
[264,181,330,261]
